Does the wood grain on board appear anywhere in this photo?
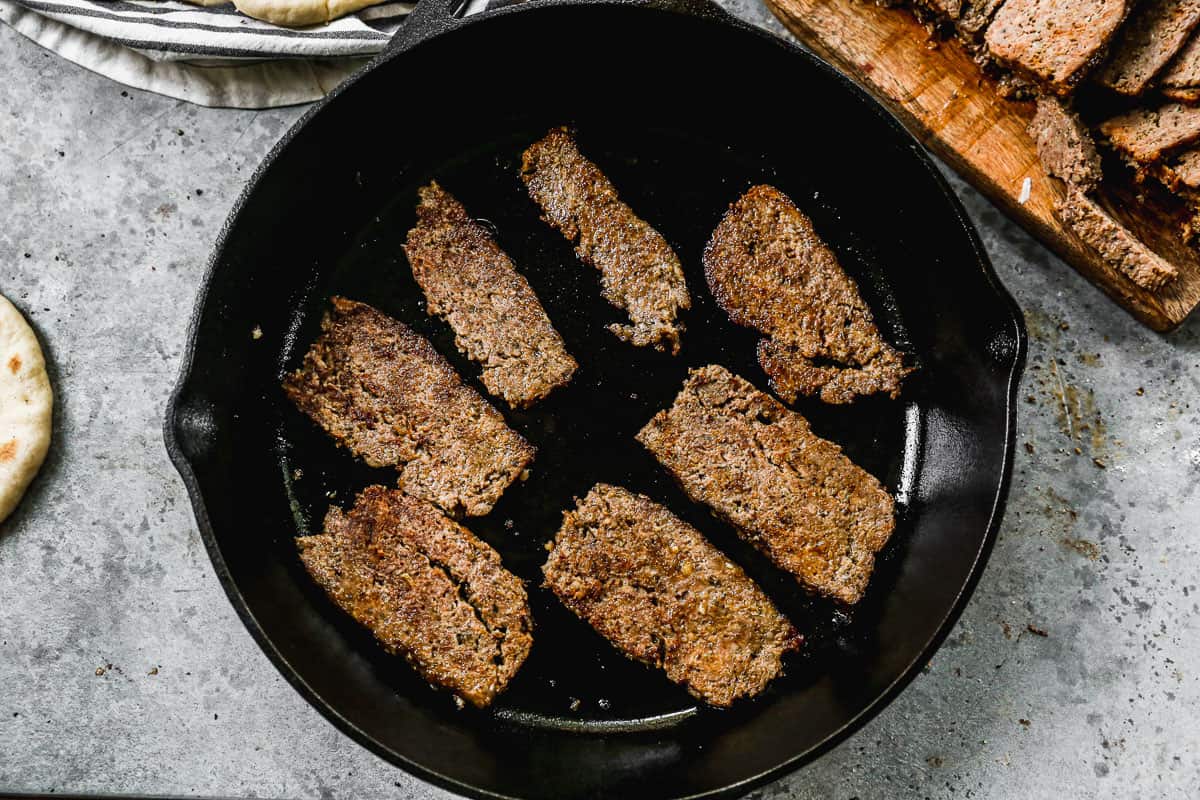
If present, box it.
[766,0,1200,331]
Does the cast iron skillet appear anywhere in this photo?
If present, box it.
[164,0,1026,796]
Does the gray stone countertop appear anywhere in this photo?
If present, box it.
[1,2,1198,797]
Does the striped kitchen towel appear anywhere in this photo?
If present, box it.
[0,0,489,108]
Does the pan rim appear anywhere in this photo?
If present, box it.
[163,2,1028,797]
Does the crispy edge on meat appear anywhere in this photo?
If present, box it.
[542,483,801,707]
[703,185,911,405]
[636,365,897,605]
[297,486,533,708]
[520,127,691,355]
[282,297,535,517]
[404,181,578,409]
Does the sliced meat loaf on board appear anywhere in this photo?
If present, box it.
[298,486,533,708]
[1055,189,1180,289]
[1028,97,1104,190]
[1095,0,1200,96]
[520,128,691,355]
[1099,102,1200,169]
[703,185,911,405]
[404,181,578,409]
[636,365,897,605]
[283,297,534,517]
[984,0,1131,94]
[1159,28,1200,99]
[542,483,801,707]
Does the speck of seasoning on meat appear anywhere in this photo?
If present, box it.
[251,325,263,340]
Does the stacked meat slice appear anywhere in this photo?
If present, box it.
[900,0,1200,291]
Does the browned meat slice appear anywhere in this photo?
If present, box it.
[283,297,534,517]
[1160,27,1200,91]
[984,0,1130,94]
[542,483,800,707]
[1055,189,1180,289]
[636,365,897,605]
[1099,103,1200,167]
[403,181,578,409]
[520,128,691,354]
[703,185,911,405]
[1028,97,1103,189]
[298,486,533,708]
[1095,0,1200,96]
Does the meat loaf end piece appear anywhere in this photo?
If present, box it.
[298,486,533,708]
[404,181,578,409]
[984,0,1129,94]
[542,483,801,707]
[1055,189,1180,290]
[703,185,911,405]
[1028,98,1103,190]
[521,128,691,354]
[1099,102,1200,167]
[283,297,534,517]
[1095,0,1200,96]
[636,365,897,605]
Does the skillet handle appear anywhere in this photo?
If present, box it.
[385,0,468,54]
[386,0,735,55]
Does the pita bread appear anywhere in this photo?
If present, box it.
[0,295,52,524]
[233,0,385,26]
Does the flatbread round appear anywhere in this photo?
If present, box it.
[233,0,385,27]
[0,295,52,524]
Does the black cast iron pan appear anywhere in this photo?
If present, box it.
[164,0,1026,796]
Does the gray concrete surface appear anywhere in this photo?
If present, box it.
[2,3,1198,797]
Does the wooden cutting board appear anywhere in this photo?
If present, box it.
[766,0,1200,332]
